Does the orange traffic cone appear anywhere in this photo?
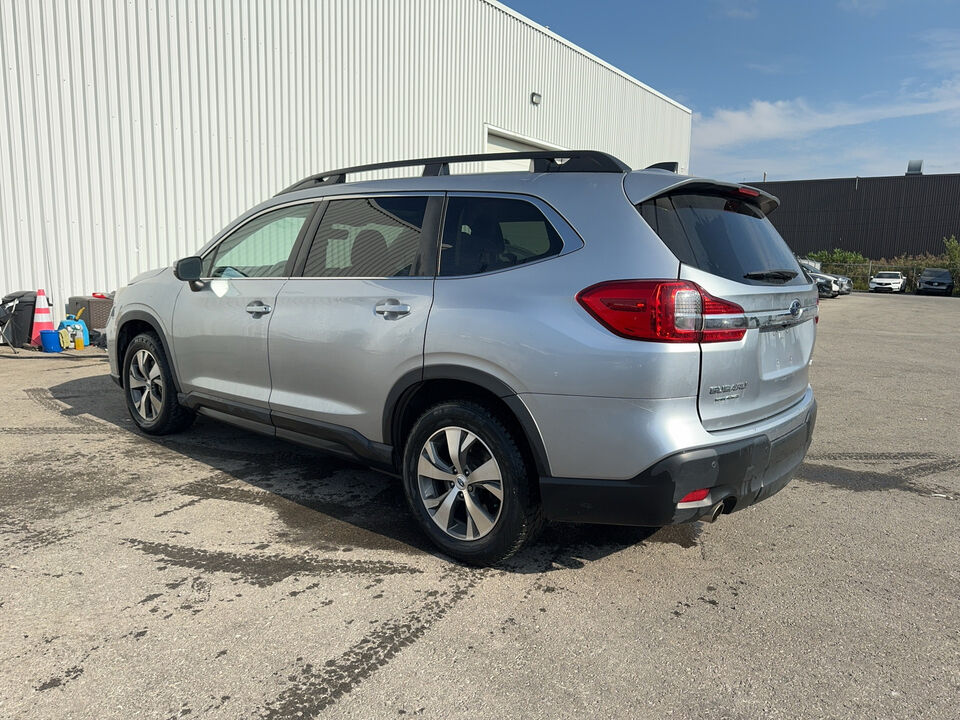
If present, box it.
[29,289,55,347]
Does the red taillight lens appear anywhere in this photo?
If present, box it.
[735,186,760,197]
[679,488,710,503]
[576,280,747,343]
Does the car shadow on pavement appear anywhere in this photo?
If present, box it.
[47,373,686,572]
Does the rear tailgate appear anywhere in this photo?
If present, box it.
[682,266,817,430]
[633,181,817,431]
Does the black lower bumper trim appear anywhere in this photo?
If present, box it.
[540,402,816,526]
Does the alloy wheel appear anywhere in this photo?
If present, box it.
[128,349,164,422]
[417,426,504,541]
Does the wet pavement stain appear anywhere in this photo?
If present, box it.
[34,665,83,692]
[22,387,112,433]
[798,452,960,496]
[123,538,422,586]
[257,568,480,719]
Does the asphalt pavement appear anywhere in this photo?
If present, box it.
[1,292,958,719]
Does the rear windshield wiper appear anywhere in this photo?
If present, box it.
[744,269,798,282]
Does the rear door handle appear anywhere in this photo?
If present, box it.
[245,301,272,315]
[375,300,411,317]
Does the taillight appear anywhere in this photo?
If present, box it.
[576,280,747,343]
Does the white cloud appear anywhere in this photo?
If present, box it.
[690,23,960,180]
[838,0,887,15]
[715,0,759,19]
[693,90,960,151]
[693,137,960,182]
[917,29,960,73]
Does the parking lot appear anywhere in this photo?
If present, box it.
[1,292,958,719]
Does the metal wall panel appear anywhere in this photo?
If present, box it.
[756,174,960,258]
[0,0,691,321]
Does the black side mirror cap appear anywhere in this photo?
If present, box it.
[173,256,203,282]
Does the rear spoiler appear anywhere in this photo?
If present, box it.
[623,173,780,215]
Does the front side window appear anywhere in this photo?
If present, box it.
[302,196,428,278]
[439,196,564,276]
[204,203,314,278]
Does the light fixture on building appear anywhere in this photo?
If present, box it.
[530,92,542,106]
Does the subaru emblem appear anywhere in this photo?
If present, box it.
[789,299,801,317]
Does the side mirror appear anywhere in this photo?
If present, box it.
[173,256,203,282]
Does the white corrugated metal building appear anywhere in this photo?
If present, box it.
[0,0,691,323]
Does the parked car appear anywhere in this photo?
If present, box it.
[799,259,848,296]
[915,268,955,296]
[106,150,818,565]
[809,271,840,298]
[869,271,907,293]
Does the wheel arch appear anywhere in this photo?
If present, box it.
[115,310,182,393]
[385,366,551,477]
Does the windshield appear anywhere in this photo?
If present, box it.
[876,272,901,278]
[922,269,951,279]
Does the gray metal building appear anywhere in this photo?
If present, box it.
[0,0,692,321]
[755,173,960,258]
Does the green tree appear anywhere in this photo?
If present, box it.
[807,248,868,265]
[944,235,960,269]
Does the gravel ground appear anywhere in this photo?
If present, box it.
[1,292,958,719]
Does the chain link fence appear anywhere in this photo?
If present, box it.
[815,262,960,294]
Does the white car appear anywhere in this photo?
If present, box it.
[869,271,907,293]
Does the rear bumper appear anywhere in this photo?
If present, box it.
[540,400,817,526]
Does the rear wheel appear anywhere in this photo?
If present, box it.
[122,333,195,435]
[401,401,543,565]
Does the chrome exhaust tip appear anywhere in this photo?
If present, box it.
[701,501,725,523]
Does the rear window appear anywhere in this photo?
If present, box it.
[638,192,804,286]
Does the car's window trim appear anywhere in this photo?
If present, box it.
[435,191,583,279]
[198,199,322,281]
[288,192,444,281]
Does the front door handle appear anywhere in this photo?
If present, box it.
[375,300,411,318]
[245,301,272,316]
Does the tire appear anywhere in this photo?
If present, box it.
[122,332,195,435]
[401,401,544,565]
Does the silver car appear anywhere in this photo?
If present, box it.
[106,151,818,564]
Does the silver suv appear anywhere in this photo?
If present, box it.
[106,151,818,564]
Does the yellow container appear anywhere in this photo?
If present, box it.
[74,335,84,350]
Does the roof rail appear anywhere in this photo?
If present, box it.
[278,150,632,195]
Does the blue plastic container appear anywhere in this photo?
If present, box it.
[39,329,62,353]
[58,316,90,346]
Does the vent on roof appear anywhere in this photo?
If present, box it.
[906,160,923,175]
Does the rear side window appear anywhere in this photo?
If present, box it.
[638,193,804,286]
[303,196,428,278]
[439,196,563,277]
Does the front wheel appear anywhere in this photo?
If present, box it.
[122,333,195,435]
[401,401,543,565]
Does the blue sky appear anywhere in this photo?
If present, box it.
[504,0,960,181]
